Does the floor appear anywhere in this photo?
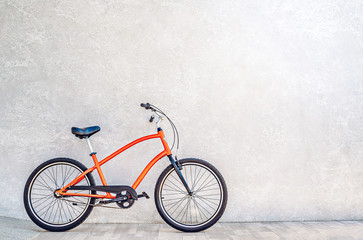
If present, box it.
[1,216,363,240]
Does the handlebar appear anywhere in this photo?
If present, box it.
[139,102,180,153]
[140,103,153,110]
[141,103,162,125]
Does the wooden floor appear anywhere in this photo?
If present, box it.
[1,216,363,240]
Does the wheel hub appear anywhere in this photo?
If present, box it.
[54,189,62,198]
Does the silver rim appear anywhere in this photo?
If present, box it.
[27,162,91,227]
[159,163,223,228]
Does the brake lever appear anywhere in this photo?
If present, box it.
[149,116,155,122]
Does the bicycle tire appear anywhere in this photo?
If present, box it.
[23,158,96,231]
[155,158,228,232]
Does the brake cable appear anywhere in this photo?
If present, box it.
[149,104,180,159]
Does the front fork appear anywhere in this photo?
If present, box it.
[167,155,193,196]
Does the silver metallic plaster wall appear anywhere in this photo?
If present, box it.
[1,0,363,223]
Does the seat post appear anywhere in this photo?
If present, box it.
[86,137,95,155]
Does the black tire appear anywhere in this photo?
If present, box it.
[23,158,96,231]
[155,158,228,232]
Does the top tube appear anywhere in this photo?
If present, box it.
[98,132,164,166]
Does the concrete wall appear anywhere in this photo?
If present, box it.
[1,0,363,223]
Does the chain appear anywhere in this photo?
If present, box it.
[60,198,123,209]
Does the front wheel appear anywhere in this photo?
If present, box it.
[155,158,228,232]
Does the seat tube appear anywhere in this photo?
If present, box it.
[90,154,107,185]
[86,137,109,188]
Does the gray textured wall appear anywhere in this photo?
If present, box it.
[1,0,363,223]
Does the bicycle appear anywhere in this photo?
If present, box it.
[23,103,228,232]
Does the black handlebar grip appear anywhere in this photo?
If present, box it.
[141,103,151,109]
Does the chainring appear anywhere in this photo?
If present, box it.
[116,190,135,209]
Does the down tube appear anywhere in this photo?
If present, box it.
[132,151,167,189]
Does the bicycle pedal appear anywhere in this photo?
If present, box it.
[137,192,150,199]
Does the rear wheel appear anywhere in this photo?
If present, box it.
[155,158,228,232]
[23,158,95,231]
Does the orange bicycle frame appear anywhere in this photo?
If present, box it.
[58,129,171,199]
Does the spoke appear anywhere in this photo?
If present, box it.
[52,200,59,223]
[192,197,208,222]
[61,166,64,189]
[190,199,195,224]
[60,165,71,187]
[161,192,186,196]
[184,198,191,224]
[197,193,221,198]
[46,198,57,222]
[192,165,199,190]
[191,168,208,192]
[31,192,53,197]
[63,201,74,221]
[174,197,191,222]
[163,180,186,194]
[38,197,57,219]
[31,187,53,192]
[192,198,202,223]
[168,196,188,216]
[167,173,188,192]
[58,201,64,224]
[55,165,58,188]
[64,200,79,217]
[61,201,73,222]
[68,201,84,213]
[195,195,220,206]
[194,200,213,219]
[162,197,187,202]
[35,177,54,192]
[33,197,54,215]
[49,165,57,185]
[194,197,216,214]
[63,199,84,213]
[31,196,53,204]
[33,182,52,191]
[59,201,67,223]
[197,188,221,193]
[163,198,186,208]
[191,166,202,191]
[163,187,185,195]
[183,167,189,187]
[62,167,78,188]
[164,195,188,208]
[194,180,218,194]
[43,170,58,188]
[189,167,193,189]
[194,173,214,194]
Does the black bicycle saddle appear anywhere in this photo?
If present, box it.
[71,126,100,139]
